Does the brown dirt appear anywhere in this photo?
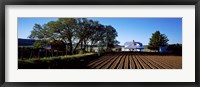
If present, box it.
[87,52,182,69]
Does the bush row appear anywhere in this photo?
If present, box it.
[18,53,99,69]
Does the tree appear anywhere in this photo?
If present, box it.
[29,18,79,55]
[29,18,119,55]
[73,18,99,53]
[88,24,106,52]
[148,31,169,52]
[113,40,120,46]
[48,18,79,55]
[32,40,49,58]
[104,25,118,50]
[33,40,48,49]
[167,43,182,55]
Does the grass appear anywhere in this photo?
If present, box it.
[19,53,97,62]
[18,53,99,69]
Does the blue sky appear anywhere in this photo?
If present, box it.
[18,18,182,45]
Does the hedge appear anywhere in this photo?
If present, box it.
[18,53,99,69]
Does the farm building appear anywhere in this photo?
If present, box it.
[122,40,144,52]
[159,46,168,53]
[18,38,36,48]
[92,47,99,52]
[18,38,66,58]
[18,38,65,50]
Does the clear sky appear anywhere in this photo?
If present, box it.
[18,18,182,45]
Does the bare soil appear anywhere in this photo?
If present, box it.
[87,52,182,69]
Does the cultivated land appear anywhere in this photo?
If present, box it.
[87,52,182,69]
[18,52,182,69]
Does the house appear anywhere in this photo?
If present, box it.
[122,40,144,52]
[18,38,65,50]
[18,38,66,58]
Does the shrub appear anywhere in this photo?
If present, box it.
[18,53,99,69]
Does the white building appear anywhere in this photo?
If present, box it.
[122,40,144,52]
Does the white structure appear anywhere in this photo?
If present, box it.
[122,40,144,52]
[159,46,167,53]
[93,47,99,52]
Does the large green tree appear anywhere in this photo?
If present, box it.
[74,18,101,53]
[29,18,119,55]
[104,25,118,50]
[88,24,106,52]
[148,31,169,52]
[29,18,79,55]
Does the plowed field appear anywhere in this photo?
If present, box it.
[87,52,182,69]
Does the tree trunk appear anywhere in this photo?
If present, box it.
[83,40,87,51]
[38,49,40,59]
[51,49,53,57]
[73,39,84,54]
[81,41,83,50]
[69,40,73,55]
[65,46,68,55]
[86,45,88,52]
[90,42,94,52]
[29,51,33,59]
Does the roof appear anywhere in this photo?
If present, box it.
[43,45,51,49]
[18,38,36,46]
[124,41,143,49]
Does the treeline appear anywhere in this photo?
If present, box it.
[29,18,119,55]
[147,31,182,54]
[167,44,182,55]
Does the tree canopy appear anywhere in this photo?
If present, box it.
[148,31,169,52]
[167,43,182,55]
[29,18,119,54]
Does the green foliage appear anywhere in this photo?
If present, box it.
[33,40,48,49]
[28,24,44,39]
[50,40,66,51]
[104,25,118,49]
[19,53,97,61]
[18,53,99,69]
[167,43,182,54]
[148,31,169,51]
[29,18,119,54]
